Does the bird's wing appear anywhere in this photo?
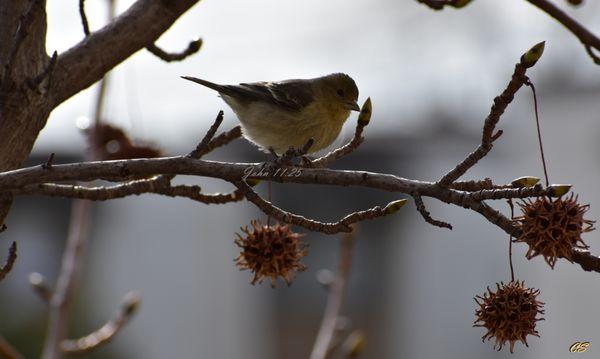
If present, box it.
[238,80,314,112]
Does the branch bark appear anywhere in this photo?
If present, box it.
[0,0,200,229]
[41,200,92,359]
[310,230,355,359]
[525,0,600,64]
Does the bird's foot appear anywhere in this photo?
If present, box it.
[262,138,315,173]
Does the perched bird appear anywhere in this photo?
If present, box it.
[181,73,360,155]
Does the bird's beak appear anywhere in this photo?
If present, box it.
[346,101,361,112]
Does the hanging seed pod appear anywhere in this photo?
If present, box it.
[474,281,545,353]
[235,220,307,287]
[514,194,595,268]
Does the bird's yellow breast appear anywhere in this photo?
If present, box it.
[223,95,352,154]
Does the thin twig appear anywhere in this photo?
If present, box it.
[525,0,600,64]
[416,0,469,10]
[584,44,600,64]
[310,230,355,359]
[42,153,55,170]
[146,39,202,62]
[0,242,17,282]
[61,291,140,354]
[0,335,24,359]
[78,0,91,36]
[43,3,115,357]
[42,200,92,359]
[202,125,243,154]
[234,180,405,234]
[187,111,224,159]
[12,180,247,207]
[438,52,534,186]
[413,194,452,229]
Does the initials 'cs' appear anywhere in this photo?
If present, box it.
[569,341,590,353]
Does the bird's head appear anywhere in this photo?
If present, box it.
[320,73,360,113]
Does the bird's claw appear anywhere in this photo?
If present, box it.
[264,138,315,169]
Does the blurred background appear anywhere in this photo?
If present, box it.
[1,0,600,358]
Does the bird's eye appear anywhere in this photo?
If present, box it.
[336,89,344,97]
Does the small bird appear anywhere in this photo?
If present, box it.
[181,73,360,155]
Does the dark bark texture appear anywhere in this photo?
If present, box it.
[0,0,200,227]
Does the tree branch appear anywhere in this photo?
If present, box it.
[42,200,92,359]
[50,0,200,106]
[413,194,452,229]
[416,0,471,10]
[438,42,545,186]
[0,41,596,274]
[0,335,24,359]
[13,181,246,205]
[525,0,600,64]
[146,38,202,62]
[78,0,90,37]
[0,241,17,282]
[234,180,406,234]
[310,230,355,359]
[61,291,140,355]
[466,198,600,273]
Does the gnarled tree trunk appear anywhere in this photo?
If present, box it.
[0,0,201,229]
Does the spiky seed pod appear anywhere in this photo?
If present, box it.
[235,220,307,287]
[474,281,545,353]
[514,194,595,268]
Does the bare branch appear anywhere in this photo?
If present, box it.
[234,180,405,234]
[78,0,90,36]
[416,0,471,10]
[61,291,140,354]
[42,200,92,359]
[146,38,202,62]
[525,0,600,64]
[187,111,224,159]
[571,249,600,273]
[450,178,495,191]
[467,199,600,273]
[156,185,245,204]
[310,230,355,359]
[584,44,600,64]
[413,195,452,229]
[50,0,200,106]
[0,335,24,359]
[12,181,245,205]
[203,125,243,154]
[0,242,17,282]
[0,43,594,273]
[438,42,544,186]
